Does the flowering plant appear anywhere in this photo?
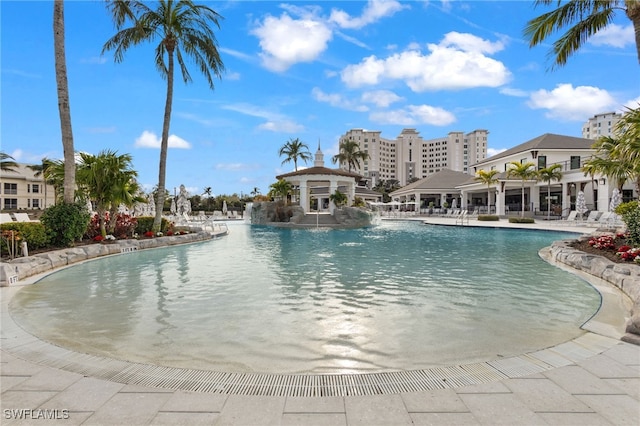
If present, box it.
[144,231,154,238]
[588,235,616,250]
[105,235,116,241]
[93,235,104,242]
[156,232,163,237]
[619,248,640,261]
[166,230,174,236]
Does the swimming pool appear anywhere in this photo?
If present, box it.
[10,221,600,374]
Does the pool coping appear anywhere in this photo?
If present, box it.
[0,220,633,397]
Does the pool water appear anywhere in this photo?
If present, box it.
[10,221,600,374]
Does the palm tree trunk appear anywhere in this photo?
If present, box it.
[153,46,175,232]
[547,184,551,220]
[521,182,525,218]
[53,0,76,204]
[487,186,491,214]
[626,1,640,65]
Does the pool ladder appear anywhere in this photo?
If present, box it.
[455,210,470,226]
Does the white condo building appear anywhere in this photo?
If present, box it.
[338,128,488,187]
[581,111,622,140]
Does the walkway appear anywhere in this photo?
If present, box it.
[1,219,639,425]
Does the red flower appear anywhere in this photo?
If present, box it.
[144,231,154,238]
[617,245,632,253]
[93,235,104,242]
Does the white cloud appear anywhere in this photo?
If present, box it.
[589,24,634,48]
[487,148,507,157]
[81,56,107,65]
[499,87,528,97]
[134,130,192,149]
[251,13,333,72]
[258,120,305,133]
[311,87,368,111]
[329,0,408,29]
[527,84,617,121]
[341,32,510,91]
[215,163,249,171]
[622,96,640,111]
[361,90,403,107]
[369,104,456,126]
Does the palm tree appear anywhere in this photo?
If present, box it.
[103,0,225,232]
[250,186,261,197]
[582,136,632,190]
[0,152,18,172]
[506,161,537,218]
[524,0,640,69]
[613,106,640,194]
[329,189,347,207]
[537,164,563,219]
[27,158,56,209]
[268,179,292,203]
[474,169,500,214]
[278,138,311,171]
[76,150,138,237]
[332,139,369,172]
[53,0,77,204]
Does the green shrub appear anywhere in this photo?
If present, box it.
[477,215,499,221]
[614,200,638,217]
[134,216,171,234]
[620,203,640,246]
[40,203,91,247]
[508,217,535,223]
[0,222,49,251]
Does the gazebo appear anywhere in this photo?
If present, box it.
[276,145,364,215]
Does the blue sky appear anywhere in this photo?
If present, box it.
[2,0,638,197]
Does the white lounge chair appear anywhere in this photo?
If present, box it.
[1,213,15,224]
[12,212,38,222]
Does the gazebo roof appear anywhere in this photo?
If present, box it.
[276,166,363,180]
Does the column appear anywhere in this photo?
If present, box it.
[329,178,338,214]
[299,181,308,214]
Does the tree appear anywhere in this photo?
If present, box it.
[53,0,77,204]
[537,164,563,219]
[250,186,261,197]
[42,159,66,204]
[76,150,138,237]
[103,0,225,231]
[332,139,369,172]
[506,161,537,218]
[27,158,56,209]
[0,152,18,172]
[268,179,292,203]
[524,0,640,69]
[474,169,500,213]
[278,138,311,172]
[329,189,347,207]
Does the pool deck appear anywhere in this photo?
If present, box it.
[2,218,639,425]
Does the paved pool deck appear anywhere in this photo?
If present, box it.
[1,218,639,425]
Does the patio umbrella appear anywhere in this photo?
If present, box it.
[576,191,588,219]
[222,200,228,215]
[609,188,622,212]
[451,198,457,209]
[170,199,176,215]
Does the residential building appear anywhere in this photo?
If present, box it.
[339,128,488,188]
[0,163,56,213]
[582,112,621,140]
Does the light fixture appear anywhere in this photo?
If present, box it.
[599,178,606,185]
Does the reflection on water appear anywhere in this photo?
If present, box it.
[10,221,600,374]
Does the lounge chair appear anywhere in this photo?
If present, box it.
[1,213,15,224]
[12,213,38,222]
[564,211,578,221]
[582,210,602,225]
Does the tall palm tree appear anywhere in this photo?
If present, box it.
[582,136,632,190]
[250,186,261,197]
[614,105,640,194]
[332,139,369,173]
[0,152,18,172]
[524,0,640,69]
[278,138,311,171]
[506,161,537,218]
[103,0,225,232]
[27,158,56,209]
[537,164,563,219]
[474,169,500,214]
[76,150,138,237]
[53,0,76,204]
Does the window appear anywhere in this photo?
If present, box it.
[3,183,17,195]
[538,155,547,170]
[4,198,17,210]
[32,184,40,193]
[570,156,581,170]
[32,199,40,208]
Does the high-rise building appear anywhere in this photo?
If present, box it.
[339,128,488,187]
[581,112,621,139]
